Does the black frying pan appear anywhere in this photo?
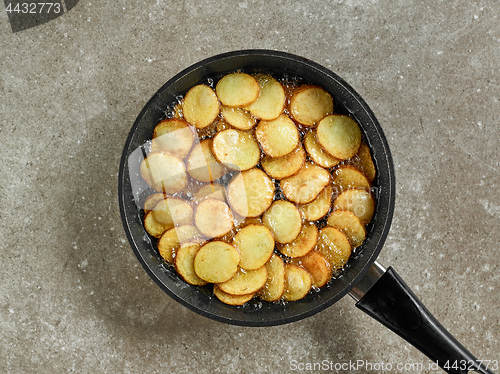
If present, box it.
[118,50,495,374]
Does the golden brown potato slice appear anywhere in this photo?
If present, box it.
[151,119,195,158]
[220,106,257,130]
[175,242,208,286]
[143,211,170,239]
[215,72,260,107]
[245,74,286,120]
[327,209,366,248]
[226,168,274,218]
[262,200,302,244]
[218,266,268,296]
[182,84,220,129]
[212,129,260,171]
[255,114,300,158]
[194,198,234,238]
[261,145,305,180]
[213,285,255,306]
[349,142,376,182]
[143,193,165,213]
[194,241,240,283]
[140,151,187,194]
[316,226,352,270]
[316,114,362,160]
[298,185,333,221]
[258,254,285,302]
[332,165,371,194]
[152,197,193,227]
[232,224,275,270]
[186,139,228,183]
[289,85,334,126]
[193,182,226,203]
[280,163,330,204]
[333,188,375,225]
[283,264,312,302]
[303,130,340,168]
[291,251,332,288]
[158,225,202,263]
[277,222,318,258]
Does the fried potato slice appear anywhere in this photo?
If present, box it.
[291,251,332,289]
[143,211,170,239]
[151,119,195,158]
[261,145,305,180]
[303,130,340,168]
[216,72,260,107]
[316,226,352,270]
[316,114,362,160]
[245,74,286,120]
[283,264,312,302]
[194,198,234,238]
[140,151,188,194]
[298,185,333,221]
[158,225,202,263]
[289,85,334,126]
[226,168,274,218]
[280,163,330,204]
[194,241,240,283]
[255,114,300,158]
[349,142,376,182]
[220,106,257,130]
[212,129,260,171]
[262,200,302,244]
[193,182,226,203]
[327,209,366,248]
[182,84,220,129]
[186,139,228,182]
[333,188,375,225]
[143,193,165,213]
[277,222,318,258]
[332,165,371,194]
[218,266,268,296]
[213,285,255,306]
[233,224,275,270]
[175,242,208,286]
[152,197,193,227]
[258,254,285,302]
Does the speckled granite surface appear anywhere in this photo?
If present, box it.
[1,1,499,373]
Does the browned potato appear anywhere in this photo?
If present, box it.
[316,114,362,160]
[212,129,260,171]
[333,188,375,225]
[216,73,260,107]
[220,106,257,130]
[152,197,193,227]
[327,209,366,247]
[255,114,300,158]
[158,225,202,263]
[143,211,170,238]
[193,182,226,203]
[151,119,195,158]
[289,85,334,126]
[232,224,275,270]
[277,222,318,258]
[349,142,376,182]
[262,200,302,244]
[193,241,240,283]
[291,250,332,288]
[218,266,268,296]
[213,285,255,305]
[303,130,340,168]
[258,254,285,302]
[182,84,220,129]
[194,198,234,238]
[332,165,371,194]
[283,264,312,301]
[140,151,187,194]
[316,226,352,270]
[280,163,330,204]
[245,74,286,120]
[175,242,208,286]
[143,193,165,213]
[298,185,333,221]
[261,145,305,180]
[186,139,228,183]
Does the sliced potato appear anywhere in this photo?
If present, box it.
[261,145,305,180]
[226,168,274,218]
[143,211,170,239]
[289,85,334,126]
[212,129,260,171]
[151,119,195,158]
[258,254,285,302]
[218,266,268,296]
[316,114,362,160]
[182,84,220,129]
[255,114,300,158]
[216,72,260,107]
[277,222,318,258]
[158,225,201,263]
[262,200,302,244]
[186,139,228,182]
[193,182,226,203]
[291,250,332,288]
[327,209,366,247]
[140,151,187,194]
[298,185,333,221]
[193,241,240,283]
[152,197,193,227]
[332,165,371,195]
[349,142,376,182]
[316,226,352,270]
[143,193,165,213]
[245,74,286,120]
[220,106,257,130]
[280,163,330,204]
[333,188,375,225]
[303,130,340,168]
[175,242,208,286]
[233,224,275,270]
[283,264,312,302]
[194,198,234,238]
[213,285,254,306]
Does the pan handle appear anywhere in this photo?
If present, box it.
[350,263,496,374]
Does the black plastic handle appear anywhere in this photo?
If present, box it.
[356,267,496,374]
